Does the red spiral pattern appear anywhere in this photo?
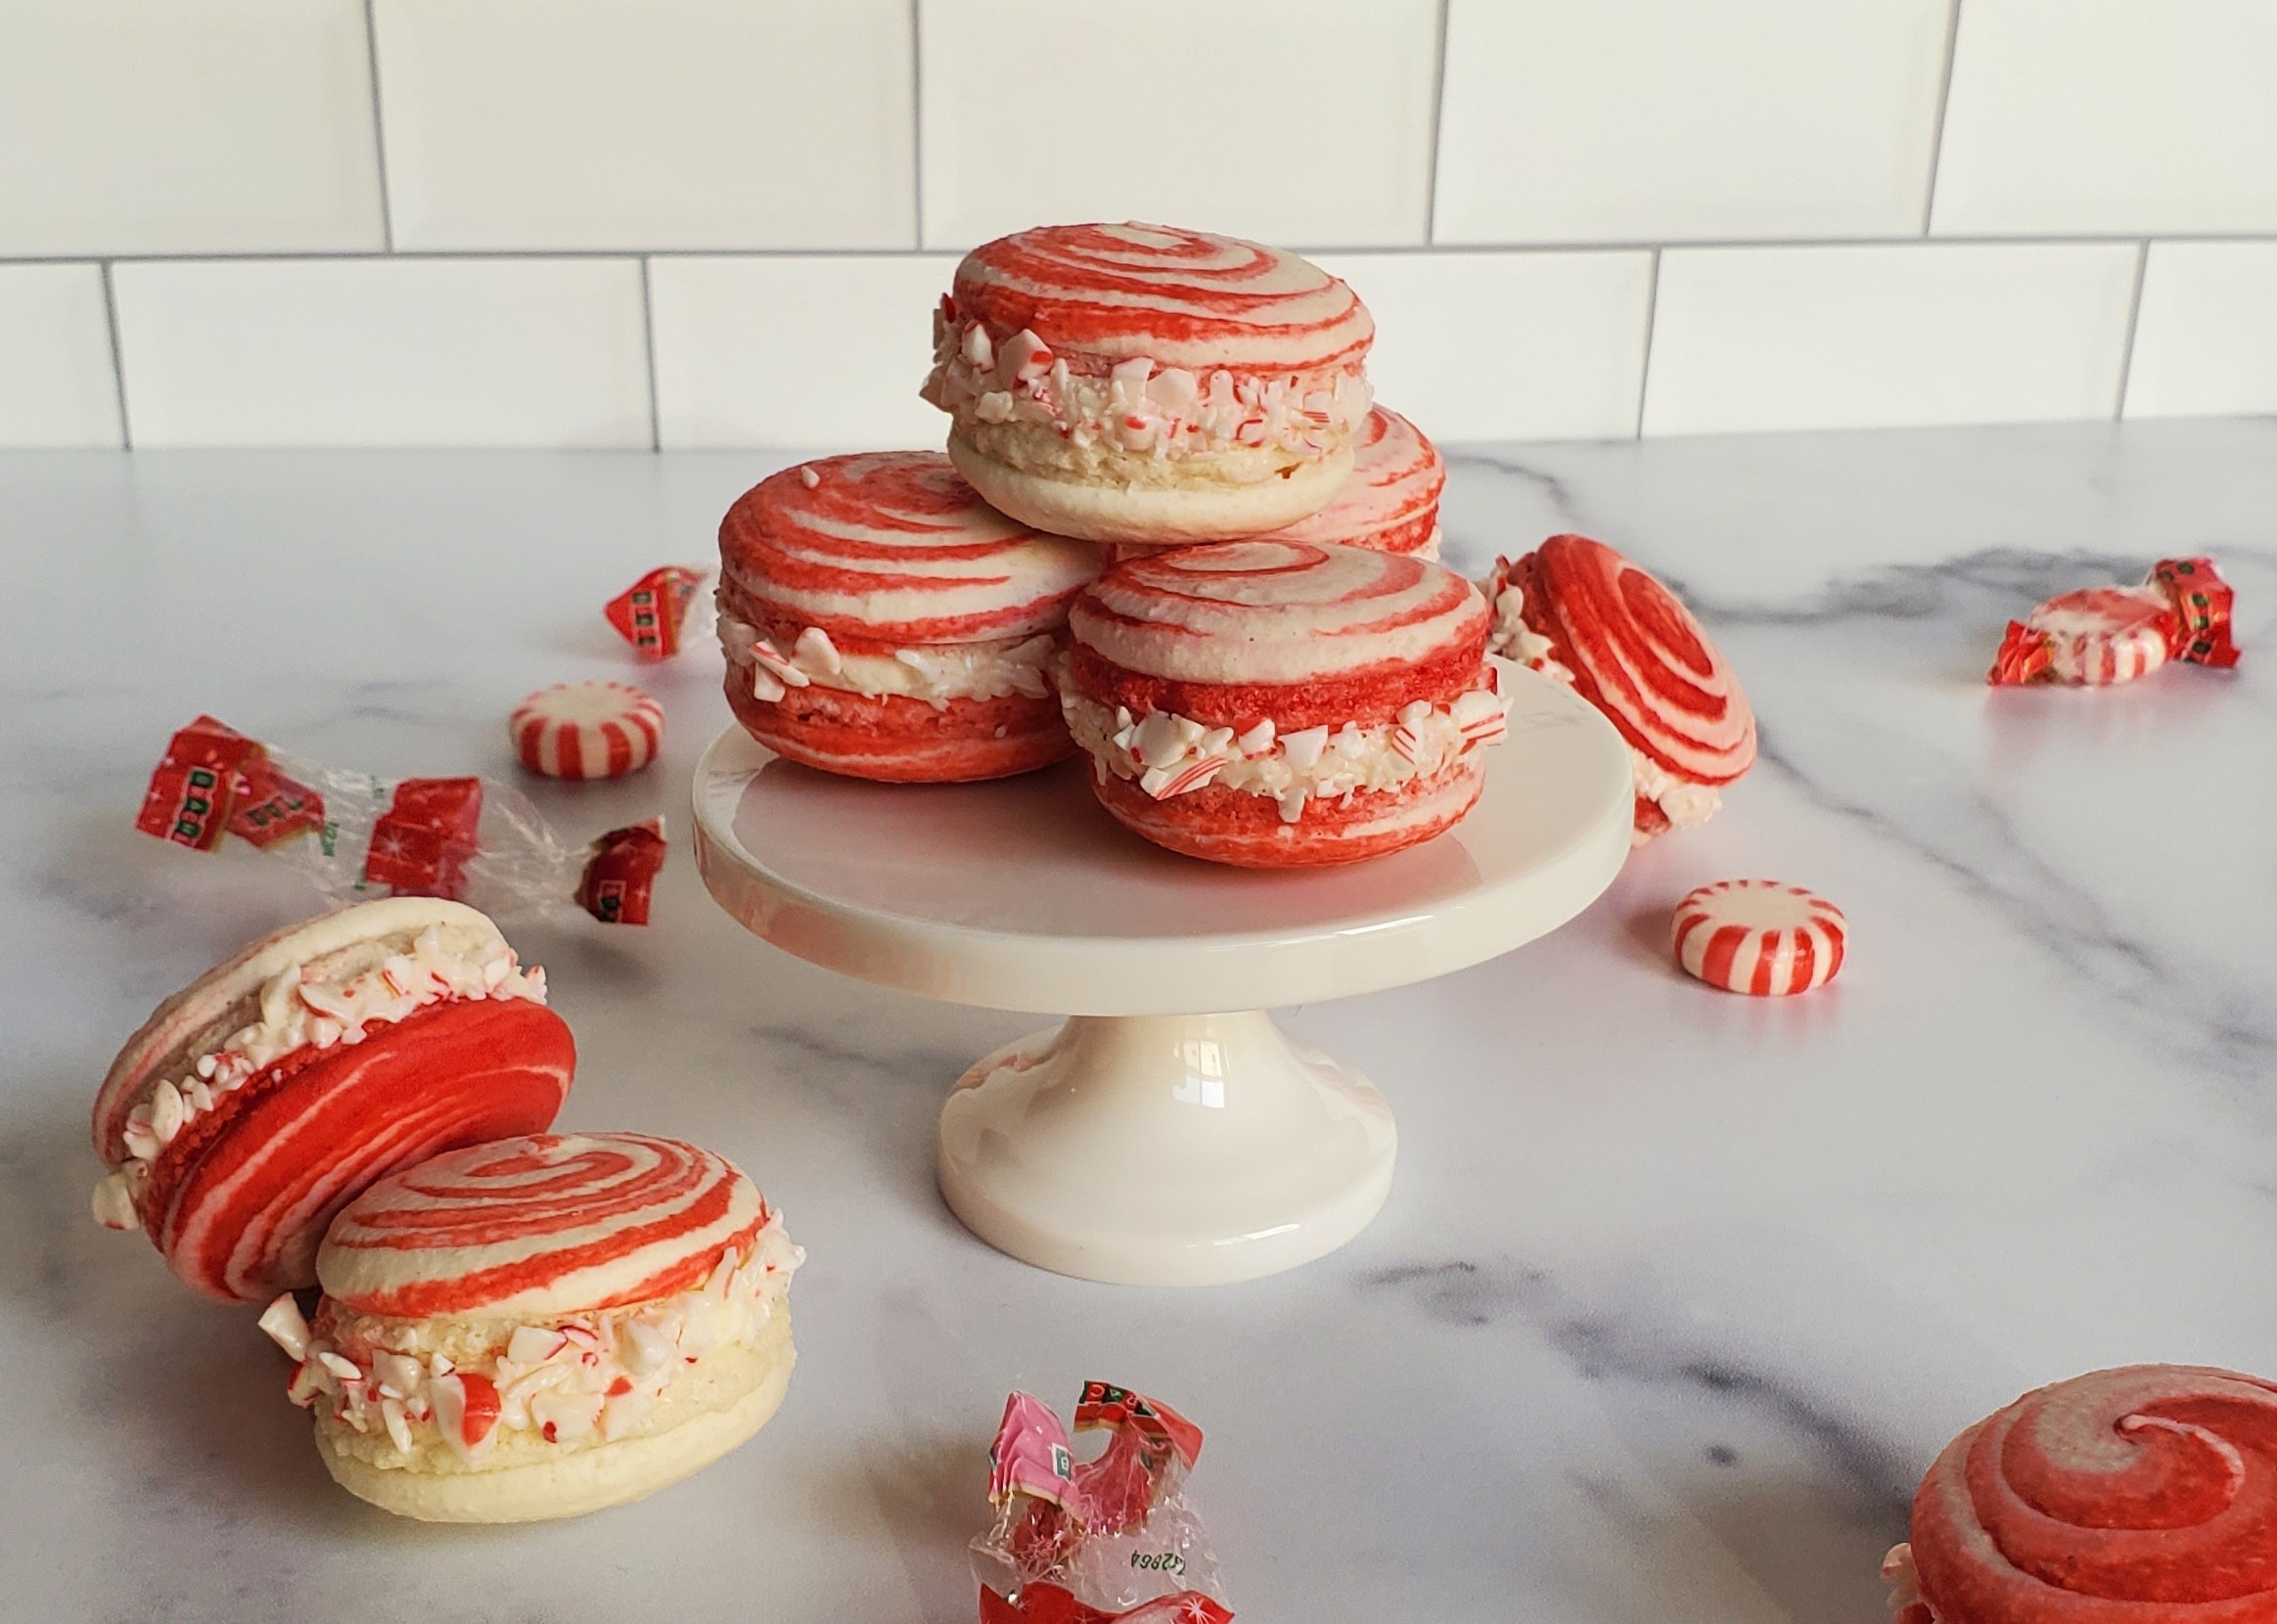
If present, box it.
[1910,1365,2277,1620]
[319,1132,767,1319]
[1498,535,1754,786]
[948,222,1373,377]
[1265,407,1444,556]
[719,452,1100,645]
[1072,540,1486,688]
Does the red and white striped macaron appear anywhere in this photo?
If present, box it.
[1264,406,1445,557]
[1488,535,1755,841]
[510,682,662,780]
[320,1132,767,1319]
[1063,541,1502,868]
[1672,880,1845,996]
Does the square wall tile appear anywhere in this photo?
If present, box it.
[1435,0,1951,245]
[2124,242,2277,420]
[1642,243,2140,436]
[1933,0,2277,235]
[650,255,959,447]
[919,0,1437,250]
[1314,251,1654,441]
[374,0,915,251]
[0,0,384,256]
[0,264,121,447]
[114,258,651,447]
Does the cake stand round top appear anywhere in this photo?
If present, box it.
[692,663,1634,1016]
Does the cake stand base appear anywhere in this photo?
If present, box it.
[936,1011,1395,1286]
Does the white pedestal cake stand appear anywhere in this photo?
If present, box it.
[693,664,1634,1286]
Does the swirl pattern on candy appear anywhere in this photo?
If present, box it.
[511,681,662,780]
[1988,557,2241,686]
[1886,1364,2277,1622]
[90,898,574,1301]
[1061,541,1504,867]
[923,222,1375,544]
[1484,535,1755,844]
[1672,880,1846,997]
[271,1133,801,1523]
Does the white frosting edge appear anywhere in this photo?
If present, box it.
[718,608,1055,710]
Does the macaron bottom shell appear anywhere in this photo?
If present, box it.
[1089,754,1486,869]
[723,668,1073,784]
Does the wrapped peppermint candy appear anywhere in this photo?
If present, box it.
[973,1382,1230,1624]
[136,715,666,925]
[604,565,707,660]
[1987,556,2240,686]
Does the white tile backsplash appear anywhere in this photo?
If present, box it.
[113,258,651,448]
[649,255,959,448]
[917,0,1438,251]
[1435,0,1953,245]
[2123,242,2277,421]
[1314,251,1655,442]
[1933,0,2277,237]
[1642,243,2141,436]
[0,0,385,257]
[373,0,916,252]
[0,264,122,448]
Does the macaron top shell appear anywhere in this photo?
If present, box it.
[1070,540,1487,686]
[320,1133,770,1321]
[94,896,521,1162]
[719,452,1101,645]
[1265,407,1444,555]
[947,223,1374,379]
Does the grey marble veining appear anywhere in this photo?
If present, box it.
[3,420,2273,1622]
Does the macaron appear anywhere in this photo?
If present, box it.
[264,1132,800,1523]
[1484,535,1755,844]
[922,222,1376,546]
[1058,540,1507,868]
[1883,1364,2277,1622]
[717,452,1104,783]
[91,898,575,1302]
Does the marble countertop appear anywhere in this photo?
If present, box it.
[5,419,2274,1622]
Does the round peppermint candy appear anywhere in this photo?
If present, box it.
[2022,586,2175,685]
[510,682,662,780]
[319,1132,768,1320]
[1672,880,1845,997]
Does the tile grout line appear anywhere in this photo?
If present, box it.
[5,233,2268,269]
[1631,247,1662,440]
[362,0,396,251]
[99,260,132,450]
[1920,0,1965,237]
[639,257,662,452]
[1424,0,1452,245]
[2111,239,2151,421]
[908,0,926,249]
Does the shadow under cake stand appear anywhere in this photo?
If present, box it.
[693,664,1634,1286]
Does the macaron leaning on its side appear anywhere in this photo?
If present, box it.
[717,451,1104,783]
[1057,541,1509,868]
[922,222,1376,546]
[91,897,576,1302]
[266,1132,801,1523]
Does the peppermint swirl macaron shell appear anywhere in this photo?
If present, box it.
[1264,407,1444,557]
[320,1132,768,1321]
[718,452,1100,646]
[1903,1365,2277,1620]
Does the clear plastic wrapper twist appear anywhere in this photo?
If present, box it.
[974,1381,1231,1624]
[135,715,666,925]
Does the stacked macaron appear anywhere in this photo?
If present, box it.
[717,451,1102,782]
[92,899,800,1523]
[1057,541,1507,867]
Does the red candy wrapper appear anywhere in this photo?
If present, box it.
[133,717,665,925]
[604,565,707,660]
[974,1383,1230,1624]
[1988,556,2240,686]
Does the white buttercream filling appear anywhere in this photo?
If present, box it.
[718,607,1055,711]
[1486,582,1718,843]
[92,926,546,1234]
[1057,661,1506,826]
[1880,1544,1934,1620]
[267,1219,802,1460]
[926,318,1372,460]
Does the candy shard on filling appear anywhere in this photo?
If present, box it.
[270,1218,801,1463]
[93,921,546,1233]
[717,604,1058,711]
